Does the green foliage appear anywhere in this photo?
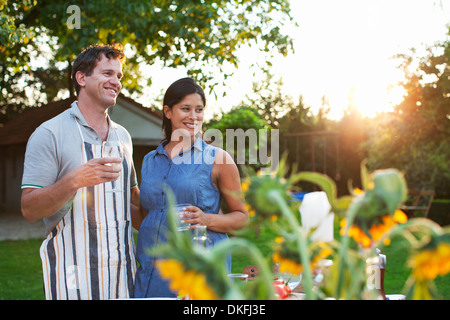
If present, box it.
[206,105,270,170]
[0,0,35,46]
[0,0,38,122]
[363,38,450,197]
[333,107,369,192]
[244,73,295,127]
[207,105,269,132]
[0,0,296,123]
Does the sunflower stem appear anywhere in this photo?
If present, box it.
[211,238,275,299]
[335,198,361,297]
[268,190,315,300]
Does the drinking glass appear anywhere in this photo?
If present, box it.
[279,271,302,290]
[174,203,192,231]
[102,140,124,193]
[192,225,212,251]
[227,273,249,284]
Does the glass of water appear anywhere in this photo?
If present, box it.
[193,225,211,251]
[175,203,192,231]
[227,273,249,284]
[102,140,124,193]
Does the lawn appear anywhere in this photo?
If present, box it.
[1,223,448,300]
[0,239,45,300]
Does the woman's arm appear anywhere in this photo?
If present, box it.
[184,149,248,233]
[130,186,149,230]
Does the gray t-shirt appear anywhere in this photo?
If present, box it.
[22,101,137,235]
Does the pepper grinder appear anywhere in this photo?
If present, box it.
[366,248,386,300]
[376,248,386,300]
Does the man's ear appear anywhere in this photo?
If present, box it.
[75,71,86,89]
[163,105,172,119]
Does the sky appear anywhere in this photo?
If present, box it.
[136,0,450,120]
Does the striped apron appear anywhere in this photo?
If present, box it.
[39,120,136,300]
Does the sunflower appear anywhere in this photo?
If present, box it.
[244,173,291,220]
[405,235,450,300]
[272,238,332,275]
[338,166,408,248]
[156,259,218,300]
[340,209,408,248]
[240,156,302,224]
[409,242,450,281]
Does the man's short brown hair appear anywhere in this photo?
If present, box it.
[72,43,125,95]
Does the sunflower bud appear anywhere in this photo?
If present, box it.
[245,175,289,218]
[372,169,407,214]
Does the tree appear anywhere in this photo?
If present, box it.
[0,0,35,46]
[207,73,300,171]
[243,73,294,127]
[0,0,37,122]
[0,0,297,124]
[335,103,369,193]
[364,36,450,197]
[206,105,269,171]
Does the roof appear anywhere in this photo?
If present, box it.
[0,94,162,147]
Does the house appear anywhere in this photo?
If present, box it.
[0,94,164,214]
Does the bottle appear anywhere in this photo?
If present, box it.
[365,248,386,300]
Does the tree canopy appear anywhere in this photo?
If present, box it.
[0,0,296,123]
[364,38,450,196]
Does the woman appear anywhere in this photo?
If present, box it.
[134,77,248,298]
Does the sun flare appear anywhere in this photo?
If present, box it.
[341,60,407,119]
[351,82,406,118]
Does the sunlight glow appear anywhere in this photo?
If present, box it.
[351,68,407,118]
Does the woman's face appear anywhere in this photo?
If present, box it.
[164,93,204,141]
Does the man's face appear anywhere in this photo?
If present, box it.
[81,54,123,108]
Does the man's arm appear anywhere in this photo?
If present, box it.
[21,157,121,222]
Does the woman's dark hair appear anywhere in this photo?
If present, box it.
[162,77,206,141]
[72,43,125,95]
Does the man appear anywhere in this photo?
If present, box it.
[21,44,142,299]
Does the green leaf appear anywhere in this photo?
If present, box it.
[291,171,338,206]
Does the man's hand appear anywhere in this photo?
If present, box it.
[73,157,122,189]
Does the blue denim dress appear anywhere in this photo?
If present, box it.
[134,138,231,298]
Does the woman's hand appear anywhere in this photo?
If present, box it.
[180,205,210,229]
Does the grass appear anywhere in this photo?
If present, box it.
[1,223,449,300]
[0,239,45,300]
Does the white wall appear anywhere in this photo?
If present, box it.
[108,98,164,146]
